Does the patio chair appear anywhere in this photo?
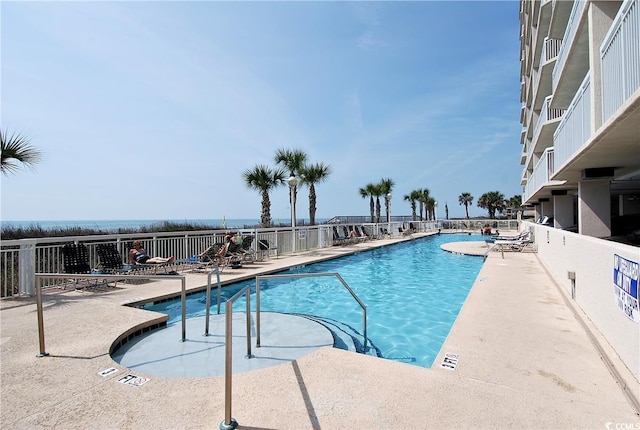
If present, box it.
[61,243,105,290]
[485,230,531,244]
[236,235,256,263]
[257,239,273,260]
[355,225,369,240]
[399,225,413,237]
[62,243,91,275]
[332,226,348,246]
[124,241,178,274]
[342,226,356,244]
[491,233,537,253]
[197,243,242,271]
[97,244,149,275]
[348,225,366,242]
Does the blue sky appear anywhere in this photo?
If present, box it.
[1,1,523,222]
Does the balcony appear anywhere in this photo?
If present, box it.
[532,0,554,69]
[526,95,565,171]
[523,147,565,204]
[552,0,589,108]
[532,38,562,111]
[549,0,574,39]
[600,0,640,122]
[552,73,592,176]
[520,127,527,146]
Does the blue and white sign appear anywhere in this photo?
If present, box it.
[613,254,639,323]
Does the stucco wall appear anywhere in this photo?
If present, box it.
[525,221,640,382]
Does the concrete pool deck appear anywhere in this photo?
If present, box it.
[1,233,639,429]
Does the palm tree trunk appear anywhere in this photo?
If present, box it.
[261,190,271,226]
[309,184,317,225]
[369,197,375,223]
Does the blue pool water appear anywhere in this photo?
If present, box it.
[145,234,484,368]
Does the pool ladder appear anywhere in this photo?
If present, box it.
[212,272,367,430]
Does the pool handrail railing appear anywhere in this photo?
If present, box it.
[254,272,367,352]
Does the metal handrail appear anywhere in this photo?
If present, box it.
[220,285,252,430]
[219,272,367,429]
[33,273,187,357]
[254,272,367,351]
[203,267,222,336]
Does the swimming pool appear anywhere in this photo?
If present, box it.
[145,234,484,369]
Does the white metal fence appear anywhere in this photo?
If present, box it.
[601,0,640,122]
[553,0,587,91]
[524,147,555,201]
[553,72,592,173]
[1,220,521,298]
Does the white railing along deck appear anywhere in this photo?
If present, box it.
[553,72,592,174]
[601,0,640,122]
[525,147,555,200]
[530,95,566,168]
[1,221,447,298]
[553,0,587,91]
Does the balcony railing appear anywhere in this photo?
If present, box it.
[524,147,555,200]
[553,0,587,91]
[531,95,565,155]
[553,72,591,173]
[543,37,562,63]
[601,0,640,122]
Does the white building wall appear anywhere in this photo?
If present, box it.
[553,193,575,228]
[527,221,640,382]
[578,178,612,236]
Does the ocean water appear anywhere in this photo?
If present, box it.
[0,218,328,231]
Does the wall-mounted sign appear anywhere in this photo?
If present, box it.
[613,254,639,323]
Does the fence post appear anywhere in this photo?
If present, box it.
[19,240,36,296]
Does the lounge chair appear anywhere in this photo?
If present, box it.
[61,243,105,290]
[125,241,178,274]
[347,226,366,243]
[61,243,91,275]
[197,243,242,270]
[236,235,256,263]
[355,225,370,241]
[97,244,149,275]
[225,240,247,267]
[399,225,412,237]
[257,239,272,260]
[342,226,360,244]
[332,226,349,246]
[485,230,531,244]
[491,232,536,253]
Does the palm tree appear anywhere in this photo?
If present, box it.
[373,183,383,223]
[426,197,436,221]
[300,162,331,225]
[359,183,377,223]
[242,165,286,226]
[477,191,506,219]
[379,178,395,223]
[418,188,430,221]
[274,148,307,224]
[505,195,523,219]
[1,130,42,176]
[458,192,473,219]
[404,190,422,221]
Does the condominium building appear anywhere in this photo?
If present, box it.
[519,0,639,238]
[518,0,639,387]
